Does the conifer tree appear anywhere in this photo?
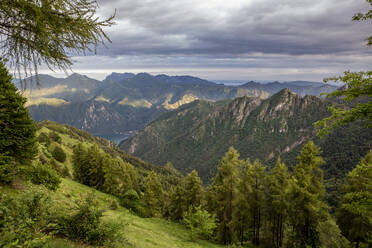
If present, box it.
[144,171,164,217]
[232,159,252,245]
[184,170,203,210]
[169,170,203,220]
[0,60,37,163]
[209,147,242,244]
[287,141,328,248]
[337,150,372,248]
[265,157,289,248]
[245,159,266,246]
[72,143,87,183]
[103,159,139,198]
[0,60,37,183]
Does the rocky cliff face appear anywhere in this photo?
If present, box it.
[121,88,372,185]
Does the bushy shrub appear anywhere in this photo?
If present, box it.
[49,132,62,144]
[0,187,51,247]
[28,163,61,191]
[120,190,147,217]
[39,154,48,165]
[0,155,16,185]
[124,189,139,201]
[38,132,51,145]
[55,192,124,246]
[52,145,66,163]
[183,206,216,241]
[110,199,119,210]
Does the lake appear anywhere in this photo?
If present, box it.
[94,133,133,145]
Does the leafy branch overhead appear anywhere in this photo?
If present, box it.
[316,0,372,137]
[315,71,372,138]
[353,0,372,45]
[0,0,115,87]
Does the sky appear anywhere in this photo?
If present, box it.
[42,0,372,82]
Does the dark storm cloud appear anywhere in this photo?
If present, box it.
[96,0,372,56]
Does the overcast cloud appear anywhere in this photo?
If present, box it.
[44,0,372,81]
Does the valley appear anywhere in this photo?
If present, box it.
[21,72,338,140]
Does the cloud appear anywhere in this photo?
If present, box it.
[96,0,372,56]
[53,0,372,81]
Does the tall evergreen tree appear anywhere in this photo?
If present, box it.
[265,157,289,248]
[0,60,37,163]
[209,147,242,244]
[287,141,328,248]
[246,159,266,246]
[103,159,139,198]
[0,60,37,183]
[169,170,203,220]
[337,150,372,248]
[232,159,252,245]
[144,171,164,217]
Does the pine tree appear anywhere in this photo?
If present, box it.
[144,171,164,217]
[232,159,252,245]
[103,159,139,198]
[209,147,242,244]
[0,60,37,163]
[265,157,289,248]
[169,170,203,221]
[72,143,87,183]
[184,170,203,210]
[287,141,328,248]
[336,150,372,248]
[0,60,37,183]
[245,159,266,246]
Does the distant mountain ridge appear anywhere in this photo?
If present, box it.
[22,72,338,135]
[120,88,372,184]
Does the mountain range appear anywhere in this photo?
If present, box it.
[20,72,338,135]
[120,89,372,186]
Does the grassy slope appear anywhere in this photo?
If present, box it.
[1,178,223,248]
[15,121,222,247]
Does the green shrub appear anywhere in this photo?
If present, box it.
[52,145,66,163]
[55,192,124,246]
[39,154,48,164]
[49,132,62,144]
[110,199,119,210]
[38,132,51,145]
[183,206,216,241]
[124,189,139,201]
[28,163,61,191]
[0,155,16,185]
[0,187,51,247]
[120,190,147,217]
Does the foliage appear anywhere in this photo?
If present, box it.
[0,0,114,84]
[315,71,372,137]
[183,206,217,241]
[0,60,37,167]
[38,132,51,145]
[52,145,66,163]
[208,147,242,244]
[55,192,123,246]
[0,187,52,248]
[336,150,372,248]
[287,141,328,247]
[28,163,61,191]
[49,132,62,144]
[169,170,203,220]
[144,171,164,217]
[352,0,372,45]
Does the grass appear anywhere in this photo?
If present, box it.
[33,178,223,248]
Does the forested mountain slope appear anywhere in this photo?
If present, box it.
[22,73,337,134]
[120,89,372,184]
